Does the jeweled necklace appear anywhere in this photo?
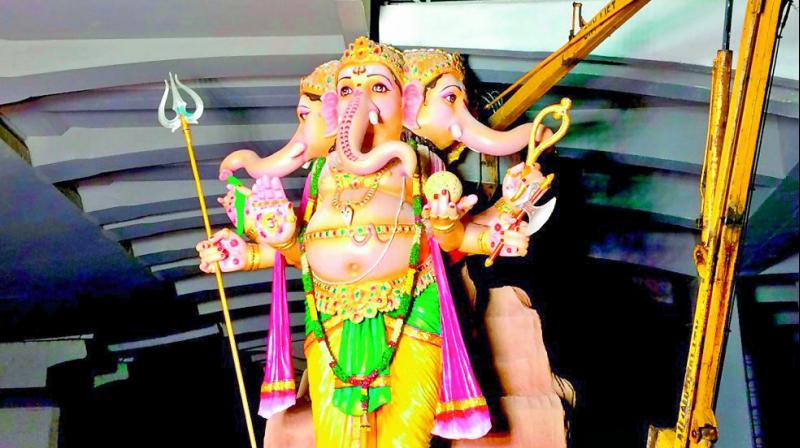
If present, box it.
[300,157,423,429]
[330,164,387,226]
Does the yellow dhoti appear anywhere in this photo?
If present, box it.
[305,312,442,448]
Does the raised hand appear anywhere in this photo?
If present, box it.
[500,162,546,211]
[251,175,297,249]
[196,228,248,273]
[424,189,478,233]
[487,214,530,257]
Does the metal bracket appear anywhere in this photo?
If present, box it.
[570,2,587,39]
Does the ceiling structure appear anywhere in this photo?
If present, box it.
[0,1,797,442]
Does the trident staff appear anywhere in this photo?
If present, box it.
[158,73,257,448]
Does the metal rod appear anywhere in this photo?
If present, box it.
[723,0,734,50]
[180,115,258,448]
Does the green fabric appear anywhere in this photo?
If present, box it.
[335,282,442,416]
[226,175,246,236]
[388,282,441,335]
[304,282,441,416]
[305,283,441,416]
[333,316,392,414]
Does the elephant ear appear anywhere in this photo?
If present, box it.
[402,81,423,130]
[321,92,338,137]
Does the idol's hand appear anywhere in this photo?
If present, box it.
[251,176,297,249]
[423,189,478,232]
[218,184,253,228]
[500,162,547,211]
[196,228,247,273]
[487,214,530,257]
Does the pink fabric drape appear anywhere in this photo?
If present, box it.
[258,174,312,418]
[430,237,491,439]
[258,252,296,418]
[426,151,491,439]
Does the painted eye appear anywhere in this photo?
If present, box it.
[444,93,457,103]
[340,86,353,96]
[372,83,388,93]
[298,111,309,121]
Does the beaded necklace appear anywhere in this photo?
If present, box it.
[330,164,388,226]
[299,156,423,427]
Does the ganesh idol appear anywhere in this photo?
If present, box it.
[197,36,573,447]
[198,37,493,448]
[400,49,571,447]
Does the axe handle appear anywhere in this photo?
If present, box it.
[484,175,553,267]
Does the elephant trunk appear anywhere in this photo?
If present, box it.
[453,102,533,157]
[336,90,370,165]
[218,136,307,181]
[334,90,417,176]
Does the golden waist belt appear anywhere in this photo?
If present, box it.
[304,223,416,245]
[312,256,435,323]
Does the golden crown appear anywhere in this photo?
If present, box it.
[339,36,405,85]
[299,60,340,96]
[402,49,465,87]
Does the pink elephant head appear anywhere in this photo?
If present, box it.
[401,49,534,156]
[319,37,417,177]
[218,60,340,180]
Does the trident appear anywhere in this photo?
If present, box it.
[158,73,257,448]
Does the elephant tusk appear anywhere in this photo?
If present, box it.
[449,123,463,140]
[287,142,306,159]
[368,110,380,126]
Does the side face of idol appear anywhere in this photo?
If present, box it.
[218,93,337,180]
[403,73,535,157]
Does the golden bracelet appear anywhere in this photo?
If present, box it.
[243,243,261,271]
[478,230,492,255]
[431,220,458,233]
[494,198,520,215]
[270,238,297,252]
[244,225,260,242]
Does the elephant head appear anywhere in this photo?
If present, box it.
[321,37,417,176]
[401,49,533,157]
[218,60,340,180]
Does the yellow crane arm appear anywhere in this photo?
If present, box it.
[649,0,786,447]
[486,0,651,130]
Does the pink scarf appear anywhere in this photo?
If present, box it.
[428,153,491,439]
[257,176,312,418]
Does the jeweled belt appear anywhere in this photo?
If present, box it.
[304,223,416,246]
[312,256,434,323]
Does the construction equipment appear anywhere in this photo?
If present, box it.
[485,0,651,130]
[479,0,789,445]
[648,0,789,446]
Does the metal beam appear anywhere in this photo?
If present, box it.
[487,0,651,129]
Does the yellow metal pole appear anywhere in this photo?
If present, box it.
[648,1,785,447]
[687,2,784,446]
[180,115,258,448]
[699,50,732,251]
